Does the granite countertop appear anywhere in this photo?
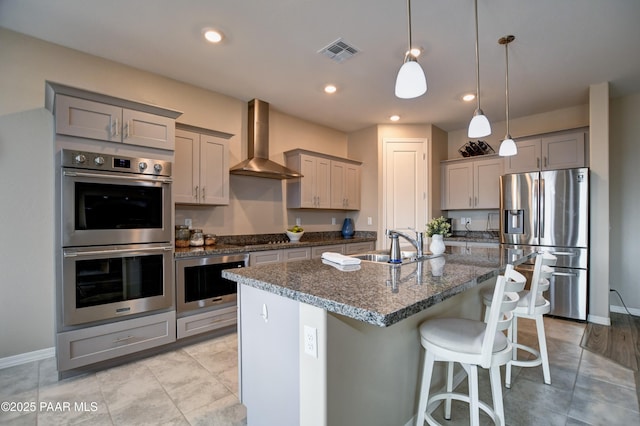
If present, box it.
[444,230,500,244]
[222,245,536,327]
[174,231,377,258]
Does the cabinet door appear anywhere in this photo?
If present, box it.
[122,109,175,151]
[315,157,331,208]
[344,163,361,210]
[442,162,472,209]
[283,247,311,262]
[199,135,230,205]
[541,132,585,170]
[311,244,345,259]
[174,130,199,204]
[503,138,542,174]
[330,161,346,209]
[249,250,284,266]
[299,155,317,208]
[473,158,503,208]
[55,95,120,142]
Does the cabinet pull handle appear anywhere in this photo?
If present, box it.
[202,187,206,200]
[113,118,119,137]
[114,335,134,344]
[537,157,540,168]
[124,120,130,139]
[469,197,472,207]
[544,156,548,168]
[194,185,199,199]
[475,196,478,206]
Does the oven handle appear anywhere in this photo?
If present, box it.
[64,245,173,258]
[63,170,172,183]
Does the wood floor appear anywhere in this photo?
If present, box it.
[580,312,640,406]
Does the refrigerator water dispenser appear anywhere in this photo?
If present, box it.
[504,209,524,234]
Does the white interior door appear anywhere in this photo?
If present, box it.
[382,138,427,249]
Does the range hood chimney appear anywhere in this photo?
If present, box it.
[229,99,302,179]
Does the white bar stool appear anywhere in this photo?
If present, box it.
[415,265,521,426]
[505,251,556,388]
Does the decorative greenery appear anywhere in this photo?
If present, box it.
[426,216,452,237]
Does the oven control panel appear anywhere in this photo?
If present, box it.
[61,149,171,177]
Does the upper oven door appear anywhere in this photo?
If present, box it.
[62,168,172,247]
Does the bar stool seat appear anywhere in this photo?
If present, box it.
[415,265,521,426]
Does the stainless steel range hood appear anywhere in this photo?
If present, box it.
[230,99,302,179]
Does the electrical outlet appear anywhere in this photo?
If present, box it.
[296,217,301,226]
[367,217,373,225]
[304,325,318,358]
[332,217,336,225]
[185,218,192,228]
[460,218,466,226]
[465,218,471,225]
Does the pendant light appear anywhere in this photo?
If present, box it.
[468,0,491,138]
[395,0,427,99]
[498,35,517,156]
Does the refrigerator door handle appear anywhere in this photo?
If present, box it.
[551,251,577,257]
[552,271,579,278]
[540,178,545,238]
[533,179,539,238]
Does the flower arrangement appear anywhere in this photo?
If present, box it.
[426,216,452,237]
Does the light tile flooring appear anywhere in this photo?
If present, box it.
[1,317,639,425]
[0,332,246,426]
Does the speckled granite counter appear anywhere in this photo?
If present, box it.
[222,245,535,327]
[174,231,376,258]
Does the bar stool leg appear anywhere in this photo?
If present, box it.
[444,361,454,420]
[489,365,505,425]
[535,315,551,385]
[505,315,518,389]
[468,364,480,426]
[416,350,435,426]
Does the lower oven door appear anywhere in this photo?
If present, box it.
[62,243,174,327]
[176,254,247,315]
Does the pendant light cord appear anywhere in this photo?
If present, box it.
[505,40,510,136]
[406,0,413,56]
[474,0,481,112]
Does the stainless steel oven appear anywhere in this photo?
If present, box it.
[62,243,174,326]
[58,149,174,328]
[176,254,248,315]
[61,149,172,247]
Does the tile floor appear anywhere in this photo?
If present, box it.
[0,317,638,425]
[0,332,246,426]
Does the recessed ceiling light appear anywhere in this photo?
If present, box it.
[203,29,223,43]
[462,93,476,102]
[324,84,337,94]
[390,115,400,122]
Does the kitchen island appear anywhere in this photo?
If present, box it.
[222,246,534,426]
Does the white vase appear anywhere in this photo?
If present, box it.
[429,234,446,255]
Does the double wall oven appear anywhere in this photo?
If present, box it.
[58,149,174,328]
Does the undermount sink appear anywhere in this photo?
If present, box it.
[350,250,420,264]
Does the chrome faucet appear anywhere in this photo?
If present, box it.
[386,228,424,263]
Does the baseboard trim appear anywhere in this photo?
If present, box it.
[588,314,611,326]
[610,304,640,316]
[0,347,55,370]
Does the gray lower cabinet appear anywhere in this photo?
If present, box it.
[311,242,374,259]
[56,310,176,371]
[238,284,299,426]
[249,247,311,266]
[176,306,237,339]
[343,241,375,255]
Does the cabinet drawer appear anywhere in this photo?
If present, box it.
[177,306,236,339]
[283,247,311,262]
[311,244,345,259]
[249,250,284,265]
[344,242,375,254]
[57,311,176,371]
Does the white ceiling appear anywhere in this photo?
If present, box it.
[1,0,639,133]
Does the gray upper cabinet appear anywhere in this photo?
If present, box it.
[441,156,503,210]
[285,149,362,211]
[503,130,586,174]
[46,82,182,151]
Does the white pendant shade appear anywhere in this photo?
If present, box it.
[395,59,427,99]
[468,111,491,138]
[499,137,517,156]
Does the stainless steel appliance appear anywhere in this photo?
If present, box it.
[175,254,248,315]
[500,167,589,320]
[58,149,174,328]
[61,149,172,247]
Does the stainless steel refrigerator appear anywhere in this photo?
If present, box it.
[500,167,589,320]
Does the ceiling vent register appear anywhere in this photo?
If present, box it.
[318,38,360,63]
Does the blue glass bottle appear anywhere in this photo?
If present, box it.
[341,218,355,239]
